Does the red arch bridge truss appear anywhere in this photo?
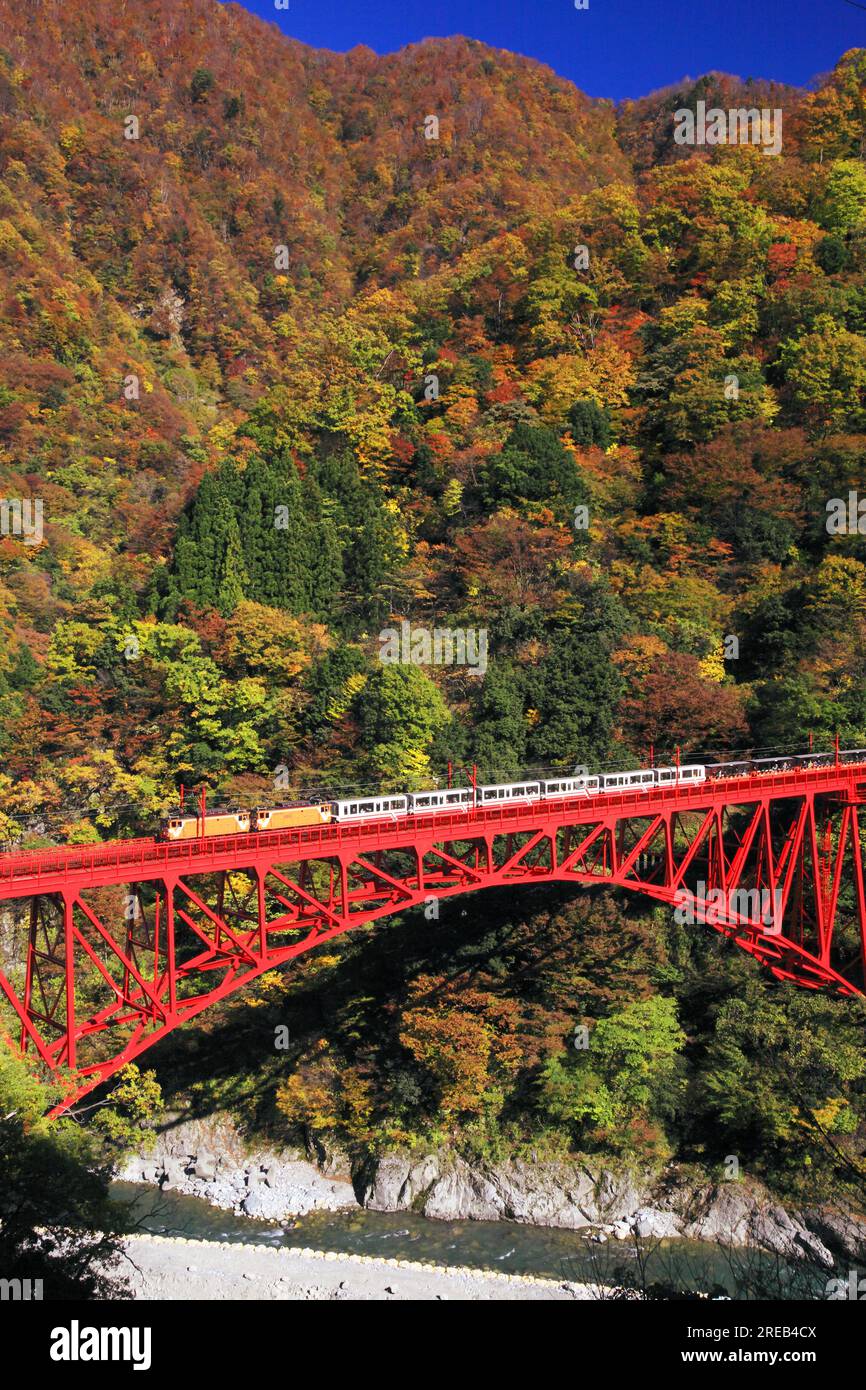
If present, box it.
[1,761,866,1113]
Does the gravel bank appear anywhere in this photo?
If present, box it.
[121,1232,587,1300]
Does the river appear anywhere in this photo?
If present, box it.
[110,1181,826,1298]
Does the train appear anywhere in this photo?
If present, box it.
[160,802,333,841]
[156,747,866,842]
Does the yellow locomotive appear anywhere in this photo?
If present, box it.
[158,803,331,842]
[252,803,332,832]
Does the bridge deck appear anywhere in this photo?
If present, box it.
[0,762,863,900]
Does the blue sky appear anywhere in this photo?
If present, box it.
[229,0,864,100]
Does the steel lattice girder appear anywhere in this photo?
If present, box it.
[0,764,865,1113]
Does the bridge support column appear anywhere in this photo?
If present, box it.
[62,890,75,1070]
[215,872,225,950]
[257,868,267,957]
[415,847,425,895]
[851,805,866,985]
[20,896,37,1053]
[163,877,177,1014]
[340,855,349,922]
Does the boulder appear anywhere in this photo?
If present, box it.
[631,1207,682,1240]
[241,1159,357,1218]
[192,1151,217,1182]
[747,1205,834,1269]
[362,1154,441,1212]
[801,1208,866,1263]
[423,1157,504,1222]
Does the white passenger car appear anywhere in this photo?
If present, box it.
[542,776,601,798]
[331,795,408,821]
[654,765,706,786]
[601,769,655,793]
[477,781,542,805]
[407,788,476,814]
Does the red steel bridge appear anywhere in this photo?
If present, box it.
[1,756,866,1113]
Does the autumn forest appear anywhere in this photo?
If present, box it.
[3,0,866,1216]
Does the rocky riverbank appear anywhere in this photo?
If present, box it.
[117,1114,358,1220]
[361,1151,866,1269]
[117,1113,866,1269]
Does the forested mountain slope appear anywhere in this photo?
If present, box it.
[3,0,866,1199]
[0,0,863,845]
